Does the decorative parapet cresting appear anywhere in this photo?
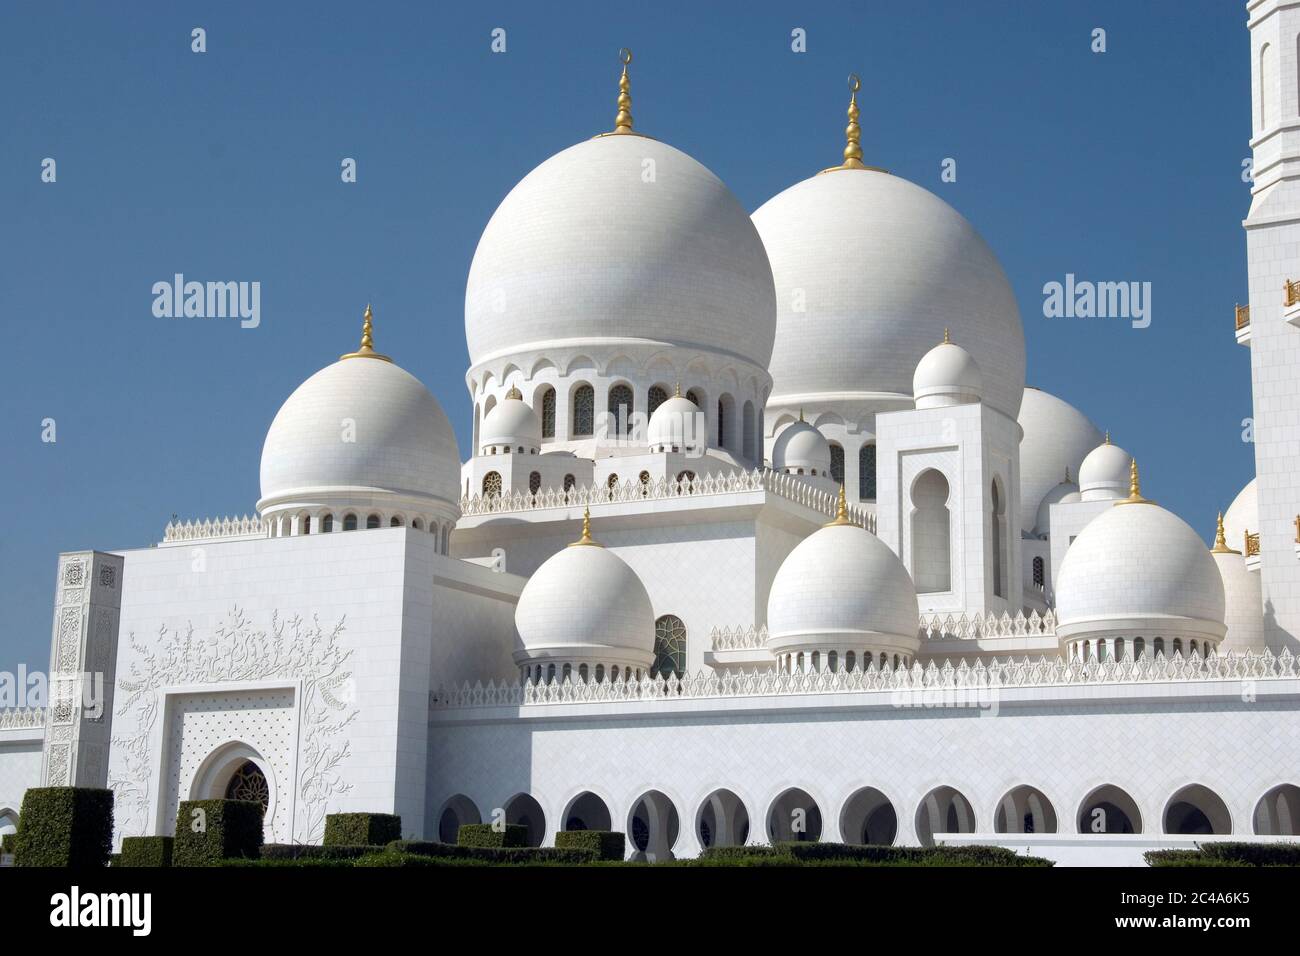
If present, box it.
[709,624,770,650]
[0,707,47,730]
[918,609,1057,641]
[161,514,265,543]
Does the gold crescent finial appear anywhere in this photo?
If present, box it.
[1211,510,1240,553]
[1115,457,1152,506]
[341,303,392,362]
[826,484,853,527]
[820,72,886,174]
[613,48,634,133]
[569,507,602,547]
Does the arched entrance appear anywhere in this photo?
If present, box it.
[840,787,898,845]
[1254,783,1300,835]
[437,794,481,843]
[502,793,546,847]
[190,742,276,825]
[224,760,270,814]
[915,786,975,847]
[628,790,678,862]
[696,789,749,849]
[766,787,822,843]
[994,785,1057,834]
[562,791,612,832]
[1163,784,1232,835]
[1077,784,1142,834]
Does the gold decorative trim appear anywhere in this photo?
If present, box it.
[1211,511,1240,554]
[568,507,602,548]
[819,74,889,175]
[340,304,393,362]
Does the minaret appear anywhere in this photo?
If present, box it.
[1244,0,1300,652]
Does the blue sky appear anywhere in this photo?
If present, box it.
[0,1,1255,671]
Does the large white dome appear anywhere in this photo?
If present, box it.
[1017,388,1104,533]
[259,356,460,509]
[513,523,655,672]
[465,134,777,370]
[767,516,919,659]
[1056,502,1226,646]
[752,169,1025,418]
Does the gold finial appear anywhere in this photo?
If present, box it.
[505,385,523,400]
[568,507,602,547]
[340,303,392,362]
[1211,511,1240,554]
[674,382,681,398]
[1115,457,1152,506]
[943,328,951,345]
[613,48,634,133]
[1104,430,1111,445]
[1064,465,1072,483]
[820,73,887,174]
[799,408,805,423]
[826,484,853,527]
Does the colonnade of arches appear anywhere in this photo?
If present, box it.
[1065,636,1218,662]
[433,782,1300,857]
[265,508,454,554]
[776,650,913,674]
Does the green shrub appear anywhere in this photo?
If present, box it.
[354,850,488,868]
[219,856,360,868]
[695,842,1052,867]
[1144,849,1249,867]
[1199,842,1300,866]
[554,830,626,861]
[322,813,402,847]
[118,836,173,867]
[392,839,596,864]
[173,799,264,866]
[1,833,15,856]
[261,843,382,861]
[14,787,114,867]
[457,823,527,848]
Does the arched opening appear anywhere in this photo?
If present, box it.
[742,400,755,461]
[503,793,546,847]
[607,383,634,436]
[829,442,844,485]
[437,794,481,843]
[766,788,822,843]
[482,471,502,498]
[342,513,358,532]
[839,787,898,845]
[717,394,735,452]
[1032,556,1045,589]
[859,443,877,501]
[652,614,687,677]
[685,388,702,408]
[321,513,333,533]
[911,470,951,593]
[366,513,381,530]
[994,785,1057,834]
[647,385,669,417]
[389,516,402,527]
[1261,42,1276,130]
[224,760,270,815]
[0,807,18,839]
[563,473,576,493]
[1164,784,1232,835]
[915,785,975,847]
[528,471,541,495]
[991,478,1007,598]
[628,790,679,862]
[1077,784,1142,834]
[571,384,594,437]
[539,386,556,439]
[1254,784,1300,835]
[696,789,749,849]
[563,791,612,832]
[411,517,423,531]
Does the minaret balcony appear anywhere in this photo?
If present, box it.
[1284,280,1300,327]
[1235,304,1251,346]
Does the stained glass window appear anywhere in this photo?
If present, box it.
[608,384,634,435]
[859,444,877,500]
[529,471,541,495]
[225,760,269,815]
[482,471,502,497]
[653,615,687,677]
[647,385,668,417]
[573,385,594,436]
[540,388,556,439]
[829,443,844,484]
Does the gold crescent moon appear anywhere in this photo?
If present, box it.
[848,73,861,93]
[619,47,633,65]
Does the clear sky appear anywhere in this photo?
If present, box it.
[0,0,1256,672]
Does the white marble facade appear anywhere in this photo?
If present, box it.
[3,6,1300,865]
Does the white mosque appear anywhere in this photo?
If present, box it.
[4,8,1300,865]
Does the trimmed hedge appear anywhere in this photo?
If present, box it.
[173,799,264,866]
[554,830,626,861]
[391,839,597,865]
[261,843,382,861]
[695,842,1054,867]
[118,836,173,867]
[323,813,402,847]
[14,787,114,867]
[1,833,15,856]
[1200,841,1300,866]
[458,823,527,848]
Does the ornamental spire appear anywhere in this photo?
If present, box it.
[1115,457,1152,506]
[1211,511,1241,553]
[820,74,887,174]
[341,304,392,362]
[825,484,853,527]
[569,507,602,547]
[613,48,633,133]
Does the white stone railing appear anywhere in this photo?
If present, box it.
[460,468,876,532]
[709,624,770,650]
[0,707,46,730]
[431,648,1299,709]
[162,514,265,543]
[919,609,1057,641]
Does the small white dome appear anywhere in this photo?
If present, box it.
[1033,475,1080,538]
[1017,388,1103,533]
[1078,440,1132,501]
[513,525,655,672]
[259,356,460,510]
[646,393,704,452]
[767,517,919,659]
[912,338,983,409]
[480,392,540,452]
[1056,501,1226,649]
[771,419,831,475]
[1223,477,1258,557]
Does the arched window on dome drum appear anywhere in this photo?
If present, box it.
[343,513,357,532]
[1134,637,1145,660]
[859,444,877,501]
[1172,638,1183,658]
[911,469,951,593]
[441,525,450,554]
[647,385,668,418]
[572,384,594,437]
[321,513,333,533]
[483,471,502,498]
[390,516,402,527]
[366,513,381,530]
[411,517,423,531]
[742,401,755,461]
[608,384,634,436]
[563,473,576,493]
[529,471,541,495]
[540,387,556,439]
[1153,637,1164,658]
[653,615,687,677]
[1032,556,1044,588]
[829,443,845,485]
[845,651,856,673]
[301,515,311,535]
[607,473,619,500]
[686,389,701,408]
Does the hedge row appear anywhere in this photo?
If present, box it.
[261,843,384,860]
[392,839,597,864]
[173,799,264,866]
[323,813,402,847]
[554,830,626,861]
[457,823,527,848]
[118,836,173,867]
[1145,842,1300,867]
[14,787,114,867]
[1,833,15,856]
[696,843,1054,867]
